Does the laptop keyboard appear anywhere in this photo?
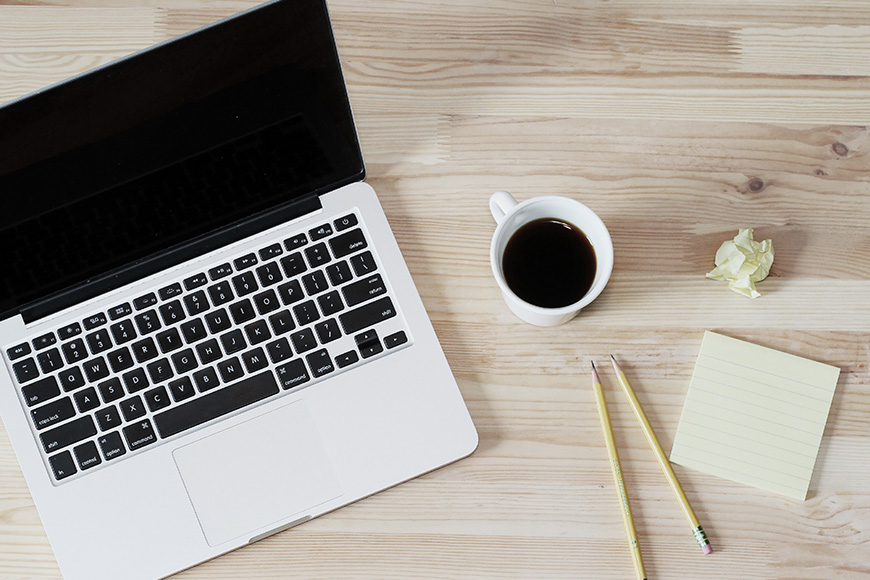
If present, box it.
[4,211,410,483]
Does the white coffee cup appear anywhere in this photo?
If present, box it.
[489,191,613,326]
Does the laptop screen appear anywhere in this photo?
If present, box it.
[0,0,364,321]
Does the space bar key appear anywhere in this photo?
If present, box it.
[154,370,279,438]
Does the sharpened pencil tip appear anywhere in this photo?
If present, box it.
[591,360,596,370]
[609,354,615,361]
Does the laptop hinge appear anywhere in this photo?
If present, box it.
[19,193,321,324]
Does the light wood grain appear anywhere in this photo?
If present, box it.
[1,0,869,579]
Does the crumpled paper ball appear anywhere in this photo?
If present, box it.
[706,228,774,298]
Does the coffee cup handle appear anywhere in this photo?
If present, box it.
[489,191,518,224]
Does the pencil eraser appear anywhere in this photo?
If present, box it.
[702,544,713,555]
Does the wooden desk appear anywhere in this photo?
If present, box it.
[2,1,868,578]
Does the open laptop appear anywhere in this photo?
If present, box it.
[0,1,478,578]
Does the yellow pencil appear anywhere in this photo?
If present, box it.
[610,355,713,555]
[590,361,647,580]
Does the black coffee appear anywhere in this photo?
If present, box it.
[502,218,597,308]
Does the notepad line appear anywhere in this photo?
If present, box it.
[690,381,829,421]
[699,353,836,394]
[687,397,829,438]
[675,429,816,472]
[670,451,807,495]
[677,419,816,460]
[672,440,811,486]
[695,363,834,404]
[682,407,820,449]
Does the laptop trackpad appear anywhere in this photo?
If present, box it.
[173,400,343,547]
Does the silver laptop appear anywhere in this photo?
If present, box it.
[0,1,478,578]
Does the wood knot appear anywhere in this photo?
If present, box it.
[747,177,766,193]
[815,169,828,176]
[832,142,849,156]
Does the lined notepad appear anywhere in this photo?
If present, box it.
[670,331,840,500]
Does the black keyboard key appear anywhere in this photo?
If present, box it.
[208,281,234,306]
[242,347,269,373]
[83,313,107,330]
[280,252,307,277]
[73,387,100,413]
[290,328,318,354]
[180,318,207,344]
[184,290,210,316]
[110,319,138,345]
[159,300,186,325]
[37,348,64,373]
[134,310,162,335]
[183,273,209,291]
[305,243,331,268]
[334,213,358,232]
[59,366,86,392]
[329,228,368,259]
[195,339,222,364]
[86,329,113,355]
[208,263,233,280]
[99,377,124,403]
[275,359,309,390]
[302,270,329,295]
[342,274,387,307]
[84,356,110,383]
[49,450,77,480]
[58,323,82,340]
[155,370,279,438]
[96,405,122,431]
[232,271,259,297]
[146,358,174,383]
[171,348,198,373]
[107,346,134,373]
[62,338,87,364]
[220,329,246,354]
[349,251,377,276]
[156,327,183,353]
[284,233,308,250]
[158,283,183,301]
[40,415,97,454]
[73,441,102,471]
[356,330,383,359]
[120,396,146,422]
[277,279,304,305]
[122,368,149,394]
[131,337,159,363]
[192,368,219,393]
[108,302,133,320]
[133,293,158,310]
[12,357,39,383]
[266,337,293,363]
[22,375,60,407]
[234,253,258,271]
[256,262,283,287]
[98,431,126,461]
[33,332,57,350]
[306,349,335,378]
[385,330,408,349]
[31,396,75,430]
[269,310,295,335]
[217,356,245,383]
[259,243,283,260]
[244,320,271,345]
[317,290,344,316]
[205,308,232,334]
[309,223,333,240]
[335,350,359,369]
[169,376,197,401]
[144,386,171,412]
[253,289,279,315]
[339,297,397,335]
[229,298,256,324]
[293,300,320,325]
[325,261,353,286]
[7,342,31,360]
[315,319,341,344]
[123,419,157,451]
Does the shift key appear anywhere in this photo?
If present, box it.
[339,297,397,334]
[40,416,97,454]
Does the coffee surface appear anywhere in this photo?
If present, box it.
[502,218,596,308]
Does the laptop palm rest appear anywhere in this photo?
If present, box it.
[172,400,344,547]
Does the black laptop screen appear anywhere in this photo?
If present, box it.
[0,0,364,320]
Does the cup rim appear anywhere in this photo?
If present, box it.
[489,195,614,316]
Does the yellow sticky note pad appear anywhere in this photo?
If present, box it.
[670,332,840,500]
